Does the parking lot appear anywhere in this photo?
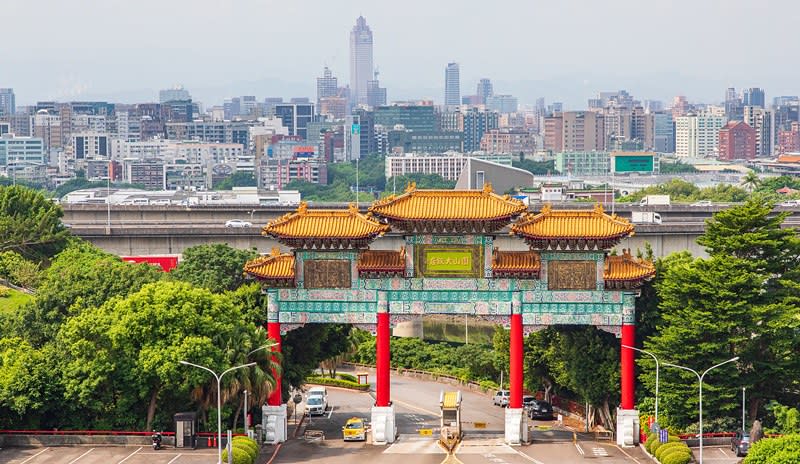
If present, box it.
[0,446,219,464]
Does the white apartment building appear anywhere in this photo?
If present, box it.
[385,152,513,181]
[743,106,774,157]
[674,111,726,158]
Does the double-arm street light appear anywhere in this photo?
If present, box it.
[622,344,660,425]
[662,357,739,464]
[180,361,257,464]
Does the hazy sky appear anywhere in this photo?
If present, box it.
[4,0,799,108]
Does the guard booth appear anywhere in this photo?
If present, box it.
[174,412,198,449]
[440,391,462,437]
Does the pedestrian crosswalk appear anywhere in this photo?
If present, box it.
[592,446,609,457]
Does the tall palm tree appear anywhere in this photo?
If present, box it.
[741,171,761,193]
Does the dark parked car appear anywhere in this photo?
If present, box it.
[731,430,750,457]
[527,400,553,420]
[522,395,536,409]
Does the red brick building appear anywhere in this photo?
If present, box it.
[718,121,756,161]
[777,122,800,154]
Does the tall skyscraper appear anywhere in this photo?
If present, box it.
[0,89,15,117]
[477,79,493,105]
[445,63,460,107]
[349,16,374,108]
[316,67,338,109]
[743,88,765,108]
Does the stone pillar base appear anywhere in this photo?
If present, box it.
[616,408,640,447]
[504,408,528,445]
[371,405,397,445]
[262,404,287,444]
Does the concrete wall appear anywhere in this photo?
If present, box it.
[0,434,175,447]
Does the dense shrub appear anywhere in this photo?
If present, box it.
[0,285,9,297]
[655,442,686,461]
[645,433,658,453]
[221,444,253,464]
[232,436,259,458]
[661,451,692,464]
[744,434,800,464]
[307,376,370,391]
[660,444,691,461]
[336,373,358,383]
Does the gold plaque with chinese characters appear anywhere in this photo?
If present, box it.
[548,260,596,290]
[304,260,351,288]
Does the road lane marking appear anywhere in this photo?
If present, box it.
[167,454,183,464]
[117,446,142,463]
[18,448,50,464]
[67,448,95,464]
[392,397,440,416]
[328,405,335,419]
[613,443,643,463]
[574,443,584,455]
[513,449,546,464]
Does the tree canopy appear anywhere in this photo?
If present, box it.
[171,243,258,293]
[0,185,70,260]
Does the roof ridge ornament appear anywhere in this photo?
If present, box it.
[405,181,416,193]
[348,202,359,214]
[297,201,308,215]
[593,202,605,214]
[482,182,493,194]
[541,203,552,214]
[270,246,281,257]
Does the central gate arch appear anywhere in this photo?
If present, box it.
[245,184,654,445]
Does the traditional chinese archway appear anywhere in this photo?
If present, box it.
[244,183,654,445]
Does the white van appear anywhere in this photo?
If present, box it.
[305,386,328,416]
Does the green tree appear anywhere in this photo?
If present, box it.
[57,281,273,430]
[741,171,761,193]
[171,244,258,293]
[0,185,70,260]
[214,172,257,190]
[513,159,555,176]
[0,338,61,429]
[10,241,163,346]
[384,173,455,195]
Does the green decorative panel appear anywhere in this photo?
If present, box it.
[416,245,483,278]
[523,313,623,326]
[279,311,377,324]
[389,300,511,315]
[523,303,621,314]
[386,290,512,303]
[280,301,375,313]
[278,289,377,302]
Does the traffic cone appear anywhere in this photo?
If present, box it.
[207,436,212,447]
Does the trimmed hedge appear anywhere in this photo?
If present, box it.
[221,444,253,464]
[232,436,259,458]
[337,373,358,383]
[307,376,370,391]
[645,433,659,454]
[661,451,692,464]
[655,442,687,461]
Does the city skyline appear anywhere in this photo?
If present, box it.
[3,0,800,108]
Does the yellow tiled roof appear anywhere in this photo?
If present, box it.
[491,249,541,274]
[369,182,527,221]
[244,247,295,279]
[263,202,390,240]
[511,203,634,240]
[604,249,655,282]
[442,391,460,409]
[357,248,406,273]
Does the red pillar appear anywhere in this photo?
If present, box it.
[621,324,635,410]
[375,312,391,407]
[267,322,282,406]
[509,313,523,409]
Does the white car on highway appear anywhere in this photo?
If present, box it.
[225,219,252,228]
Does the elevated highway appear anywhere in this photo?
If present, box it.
[63,202,800,258]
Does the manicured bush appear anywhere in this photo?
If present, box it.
[744,434,800,464]
[336,372,358,383]
[661,450,692,464]
[307,376,370,391]
[232,436,259,458]
[0,285,9,297]
[650,439,665,455]
[221,444,253,464]
[645,433,658,453]
[660,444,691,460]
[655,442,686,461]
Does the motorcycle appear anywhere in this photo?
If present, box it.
[151,431,163,450]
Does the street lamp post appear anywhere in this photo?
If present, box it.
[742,387,746,432]
[662,357,739,464]
[180,361,257,464]
[622,344,660,425]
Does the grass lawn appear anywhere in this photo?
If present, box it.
[0,287,34,313]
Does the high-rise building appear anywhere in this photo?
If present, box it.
[562,111,605,152]
[724,87,743,121]
[674,111,726,158]
[316,67,338,109]
[477,79,493,105]
[486,95,518,114]
[374,105,436,133]
[275,103,315,140]
[366,72,387,109]
[463,108,499,152]
[0,89,14,117]
[718,121,756,161]
[159,85,191,103]
[445,63,460,107]
[777,122,800,154]
[743,88,765,108]
[543,115,564,152]
[653,112,675,153]
[349,16,374,107]
[743,106,773,156]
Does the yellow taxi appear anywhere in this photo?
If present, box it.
[342,417,366,441]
